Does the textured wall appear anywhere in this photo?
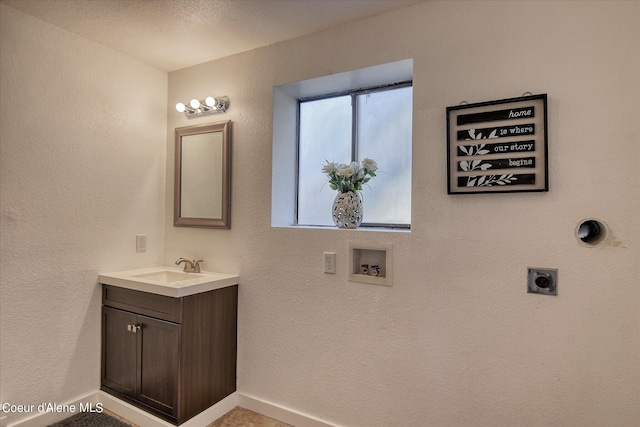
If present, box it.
[1,1,637,426]
[0,5,167,425]
[167,1,639,426]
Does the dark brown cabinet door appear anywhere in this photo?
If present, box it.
[137,315,180,417]
[102,308,180,419]
[102,307,137,397]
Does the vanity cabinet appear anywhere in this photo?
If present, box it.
[101,284,238,425]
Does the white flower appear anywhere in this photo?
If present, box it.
[322,158,378,193]
[321,162,337,174]
[362,158,378,172]
[336,163,355,177]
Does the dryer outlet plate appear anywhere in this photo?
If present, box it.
[528,268,558,295]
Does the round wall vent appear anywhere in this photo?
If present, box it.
[576,219,606,245]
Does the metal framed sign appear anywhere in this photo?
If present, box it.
[446,94,548,194]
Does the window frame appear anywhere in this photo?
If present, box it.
[295,80,413,229]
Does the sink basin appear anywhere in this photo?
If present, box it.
[99,267,239,297]
[132,270,208,283]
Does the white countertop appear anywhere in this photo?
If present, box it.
[98,266,239,297]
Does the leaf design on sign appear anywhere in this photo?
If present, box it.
[466,129,498,141]
[465,174,518,187]
[477,143,490,155]
[460,159,492,171]
[497,174,517,185]
[460,143,490,156]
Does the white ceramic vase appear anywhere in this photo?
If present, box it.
[332,191,363,229]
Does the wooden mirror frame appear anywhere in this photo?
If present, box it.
[174,121,231,229]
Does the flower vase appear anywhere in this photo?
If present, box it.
[332,191,363,229]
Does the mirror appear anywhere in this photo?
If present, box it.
[174,121,231,228]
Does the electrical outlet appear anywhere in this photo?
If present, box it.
[324,252,336,274]
[136,234,147,252]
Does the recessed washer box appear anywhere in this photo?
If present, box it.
[348,242,392,286]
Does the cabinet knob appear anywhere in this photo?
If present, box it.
[127,324,141,333]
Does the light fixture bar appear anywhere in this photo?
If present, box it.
[175,96,230,118]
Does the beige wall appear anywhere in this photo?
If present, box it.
[0,5,167,425]
[1,0,638,426]
[167,1,639,426]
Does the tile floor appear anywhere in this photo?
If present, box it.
[207,407,292,427]
[106,407,292,427]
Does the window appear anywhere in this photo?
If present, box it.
[297,83,412,228]
[271,59,413,230]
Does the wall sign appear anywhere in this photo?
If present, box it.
[447,94,548,194]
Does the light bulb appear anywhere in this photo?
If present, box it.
[205,96,216,107]
[175,102,186,113]
[189,99,201,109]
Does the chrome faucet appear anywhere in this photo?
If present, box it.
[175,258,203,273]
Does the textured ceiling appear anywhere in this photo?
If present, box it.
[1,0,425,71]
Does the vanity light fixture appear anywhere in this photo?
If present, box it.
[176,96,230,118]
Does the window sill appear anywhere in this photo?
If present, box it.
[272,225,411,233]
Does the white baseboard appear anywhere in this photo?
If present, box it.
[4,390,337,427]
[99,391,238,427]
[3,391,237,427]
[2,391,99,427]
[237,393,338,427]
